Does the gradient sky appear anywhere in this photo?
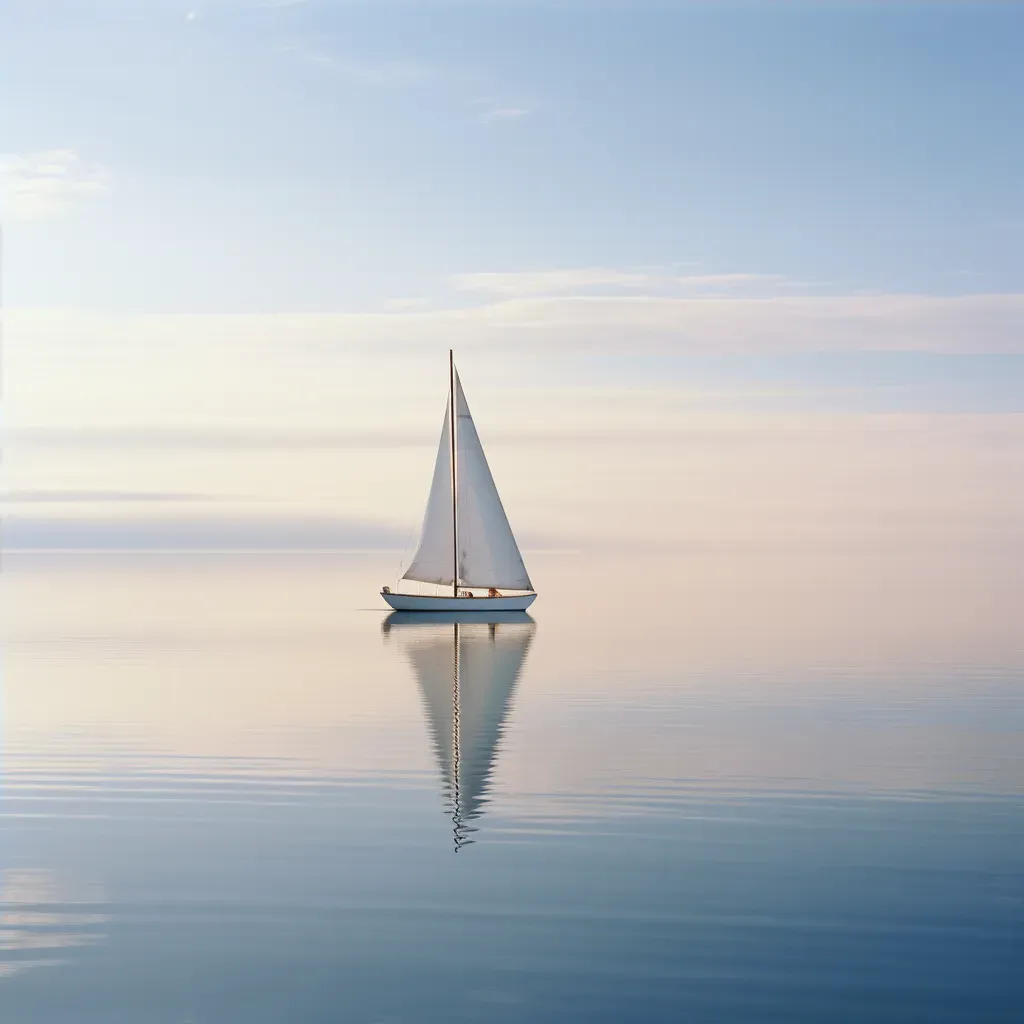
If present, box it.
[2,0,1023,306]
[2,0,1022,551]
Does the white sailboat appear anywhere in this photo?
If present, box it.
[381,352,537,612]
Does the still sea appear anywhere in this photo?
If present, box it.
[2,550,1022,1022]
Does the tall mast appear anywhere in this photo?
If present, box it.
[449,349,458,597]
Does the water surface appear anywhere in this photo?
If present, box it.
[2,551,1022,1022]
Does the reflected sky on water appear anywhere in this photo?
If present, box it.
[1,551,1022,1022]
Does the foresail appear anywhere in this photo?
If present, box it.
[454,372,533,591]
[402,404,455,586]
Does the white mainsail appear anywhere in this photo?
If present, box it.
[402,365,533,592]
[453,373,533,590]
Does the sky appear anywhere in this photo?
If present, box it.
[1,0,1022,554]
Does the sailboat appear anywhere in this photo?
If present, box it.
[382,611,535,849]
[381,352,537,612]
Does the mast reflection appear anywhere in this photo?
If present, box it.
[382,611,535,850]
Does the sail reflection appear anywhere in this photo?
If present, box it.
[382,612,535,849]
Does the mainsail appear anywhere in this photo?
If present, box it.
[402,366,533,591]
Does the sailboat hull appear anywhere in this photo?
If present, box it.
[382,592,537,612]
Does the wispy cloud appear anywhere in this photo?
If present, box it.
[5,427,429,452]
[452,268,785,298]
[0,150,108,221]
[461,291,1024,354]
[10,288,1024,354]
[1,489,209,504]
[481,106,530,123]
[2,514,408,553]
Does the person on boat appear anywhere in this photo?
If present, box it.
[487,588,501,598]
[459,590,473,598]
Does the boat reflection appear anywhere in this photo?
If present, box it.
[382,611,535,850]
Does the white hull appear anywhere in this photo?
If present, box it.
[382,610,533,630]
[382,591,536,612]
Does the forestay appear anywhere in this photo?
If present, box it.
[402,369,533,591]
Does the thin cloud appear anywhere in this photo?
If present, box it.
[467,291,1024,354]
[452,268,786,298]
[1,489,210,504]
[2,514,409,553]
[10,286,1024,355]
[0,150,108,221]
[482,107,530,122]
[4,427,431,452]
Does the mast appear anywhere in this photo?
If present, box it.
[449,349,458,598]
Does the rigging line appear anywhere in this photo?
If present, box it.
[449,349,458,598]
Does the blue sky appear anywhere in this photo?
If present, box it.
[2,1,1023,551]
[2,0,1022,312]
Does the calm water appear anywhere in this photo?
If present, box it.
[2,551,1022,1022]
